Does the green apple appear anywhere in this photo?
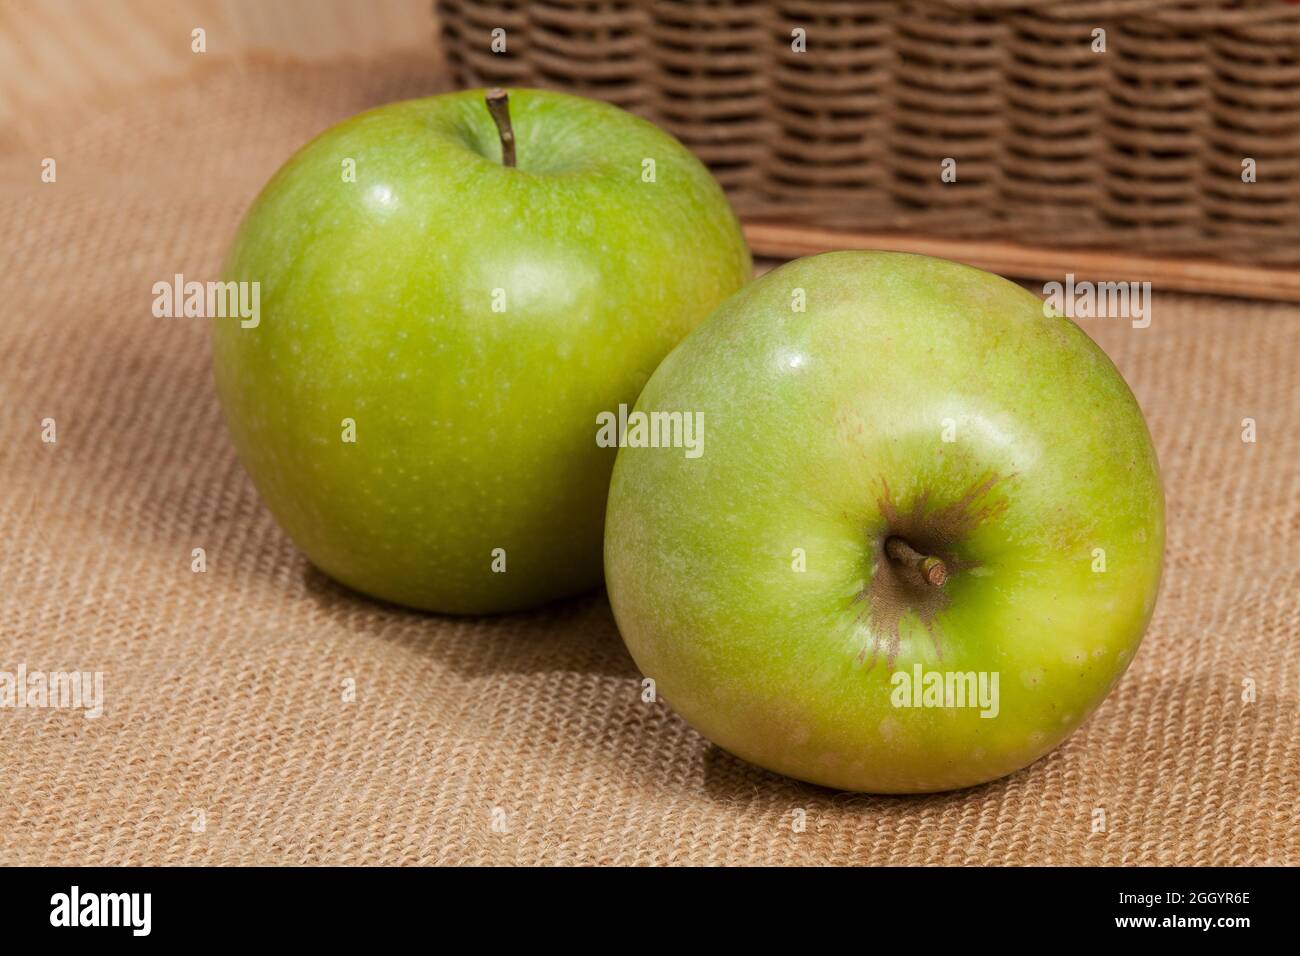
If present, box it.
[604,251,1164,793]
[213,88,750,613]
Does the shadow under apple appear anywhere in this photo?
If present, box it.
[301,565,639,681]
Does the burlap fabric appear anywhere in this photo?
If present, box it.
[1,53,1296,866]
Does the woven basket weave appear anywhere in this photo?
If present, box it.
[438,0,1300,266]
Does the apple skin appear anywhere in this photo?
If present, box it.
[604,251,1164,793]
[213,89,750,613]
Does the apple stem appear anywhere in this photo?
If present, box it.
[485,88,517,168]
[885,537,948,588]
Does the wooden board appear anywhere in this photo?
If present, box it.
[744,223,1300,303]
[0,0,433,136]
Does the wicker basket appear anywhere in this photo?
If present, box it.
[438,0,1300,270]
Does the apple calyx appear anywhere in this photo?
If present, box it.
[884,537,948,588]
[485,88,517,168]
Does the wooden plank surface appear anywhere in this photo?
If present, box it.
[0,0,434,137]
[744,223,1300,303]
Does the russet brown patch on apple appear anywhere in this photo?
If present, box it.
[855,471,1013,671]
